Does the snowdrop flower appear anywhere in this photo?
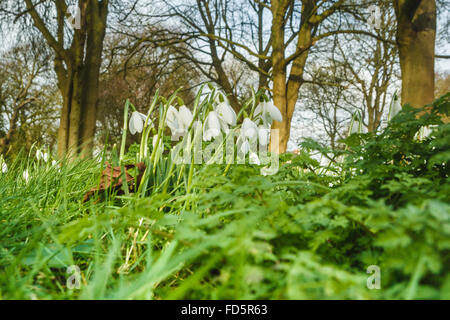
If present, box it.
[43,152,49,163]
[388,94,402,121]
[1,161,7,173]
[51,160,61,173]
[203,111,221,141]
[237,135,250,154]
[36,149,44,161]
[166,106,180,139]
[258,126,270,146]
[177,105,194,133]
[23,169,30,183]
[237,118,259,155]
[241,118,258,141]
[254,100,283,127]
[215,101,236,134]
[415,125,435,141]
[166,105,193,141]
[129,111,148,135]
[152,135,164,153]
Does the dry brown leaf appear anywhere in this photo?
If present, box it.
[83,161,146,202]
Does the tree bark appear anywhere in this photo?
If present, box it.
[270,0,313,154]
[26,0,108,159]
[79,1,108,158]
[270,0,290,154]
[394,0,436,108]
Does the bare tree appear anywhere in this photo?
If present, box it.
[335,3,399,132]
[96,33,201,148]
[0,41,59,155]
[137,0,379,153]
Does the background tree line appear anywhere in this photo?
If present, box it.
[0,0,448,159]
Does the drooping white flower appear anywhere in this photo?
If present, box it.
[152,135,164,153]
[177,105,194,135]
[43,152,49,163]
[1,161,7,173]
[215,101,237,134]
[51,160,58,167]
[166,106,181,140]
[254,100,283,127]
[203,111,221,141]
[178,106,193,126]
[36,149,43,161]
[166,105,192,141]
[129,111,148,135]
[237,135,250,154]
[258,126,270,146]
[415,125,435,141]
[236,118,259,157]
[23,169,30,183]
[388,94,402,121]
[241,118,258,141]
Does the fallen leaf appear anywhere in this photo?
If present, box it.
[83,161,146,202]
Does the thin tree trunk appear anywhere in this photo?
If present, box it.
[270,0,289,154]
[56,74,71,158]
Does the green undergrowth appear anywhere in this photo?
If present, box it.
[0,94,449,300]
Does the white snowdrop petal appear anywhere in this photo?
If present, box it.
[134,115,144,133]
[36,150,43,161]
[23,170,30,183]
[166,106,180,132]
[129,111,145,135]
[249,152,260,165]
[178,106,193,128]
[203,111,222,141]
[216,102,236,126]
[129,117,136,135]
[242,118,258,141]
[254,102,264,118]
[240,139,250,155]
[219,120,230,134]
[138,112,147,122]
[267,101,283,122]
[258,127,269,146]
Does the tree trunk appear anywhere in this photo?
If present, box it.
[270,0,289,154]
[53,1,108,159]
[79,1,108,158]
[56,61,72,159]
[394,0,436,108]
[270,0,312,153]
[25,0,108,159]
[0,108,20,154]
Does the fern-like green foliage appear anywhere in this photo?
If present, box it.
[0,94,448,299]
